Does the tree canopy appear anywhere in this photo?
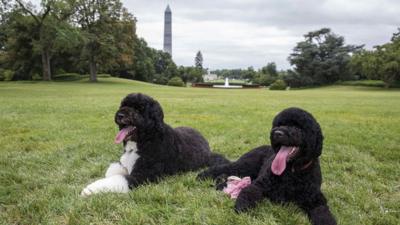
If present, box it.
[0,0,179,82]
[350,28,400,87]
[1,3,399,88]
[288,28,362,85]
[195,51,203,69]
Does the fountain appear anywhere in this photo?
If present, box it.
[213,77,242,89]
[224,77,229,87]
[192,75,261,89]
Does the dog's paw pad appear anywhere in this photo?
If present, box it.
[80,187,93,197]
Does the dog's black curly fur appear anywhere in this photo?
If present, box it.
[197,107,336,225]
[116,93,229,188]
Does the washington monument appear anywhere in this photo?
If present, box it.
[163,5,172,56]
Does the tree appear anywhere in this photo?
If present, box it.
[177,66,203,84]
[154,50,177,78]
[261,62,278,77]
[187,67,203,83]
[74,0,135,82]
[254,62,279,85]
[391,28,400,42]
[380,61,399,88]
[1,0,179,83]
[14,0,53,80]
[282,70,313,88]
[195,50,203,69]
[375,36,400,87]
[14,0,76,81]
[289,28,361,85]
[102,8,136,77]
[130,38,155,81]
[0,11,39,80]
[241,66,256,81]
[0,1,13,48]
[349,50,380,80]
[349,28,400,87]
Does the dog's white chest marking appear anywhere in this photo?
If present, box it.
[120,141,139,174]
[80,141,139,197]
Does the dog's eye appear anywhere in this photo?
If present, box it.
[134,106,144,112]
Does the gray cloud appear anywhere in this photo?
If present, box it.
[126,1,400,69]
[28,0,397,69]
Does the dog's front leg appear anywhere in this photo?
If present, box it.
[300,191,337,225]
[124,173,146,188]
[234,183,265,213]
[80,175,129,197]
[125,163,164,188]
[308,205,337,225]
[105,162,128,177]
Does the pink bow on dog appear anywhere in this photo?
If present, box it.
[223,176,251,199]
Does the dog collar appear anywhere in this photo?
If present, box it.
[291,160,313,172]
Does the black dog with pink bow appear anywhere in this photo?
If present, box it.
[197,107,336,225]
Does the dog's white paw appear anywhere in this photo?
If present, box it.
[105,162,128,177]
[80,175,129,197]
[80,186,94,197]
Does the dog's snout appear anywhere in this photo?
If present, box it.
[116,112,124,120]
[274,130,285,138]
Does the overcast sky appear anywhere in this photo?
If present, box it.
[121,0,399,70]
[29,0,398,70]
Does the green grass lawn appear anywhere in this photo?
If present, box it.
[0,77,399,225]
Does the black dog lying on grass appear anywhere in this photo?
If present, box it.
[198,107,336,225]
[81,93,229,196]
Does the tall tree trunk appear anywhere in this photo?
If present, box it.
[41,47,51,81]
[89,55,97,82]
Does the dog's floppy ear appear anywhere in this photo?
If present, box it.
[272,107,323,159]
[147,99,164,132]
[137,94,164,132]
[302,116,323,159]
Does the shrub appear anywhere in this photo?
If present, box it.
[282,71,314,88]
[167,76,185,87]
[269,79,287,90]
[55,68,66,75]
[153,74,168,85]
[256,74,277,86]
[32,73,42,81]
[0,69,15,81]
[0,69,4,81]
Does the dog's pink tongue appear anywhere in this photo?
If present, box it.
[114,127,134,144]
[271,146,292,176]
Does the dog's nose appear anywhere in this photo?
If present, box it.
[274,130,285,138]
[117,112,124,120]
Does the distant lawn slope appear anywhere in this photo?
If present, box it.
[0,77,399,225]
[338,80,400,88]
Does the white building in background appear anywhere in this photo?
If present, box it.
[203,71,218,81]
